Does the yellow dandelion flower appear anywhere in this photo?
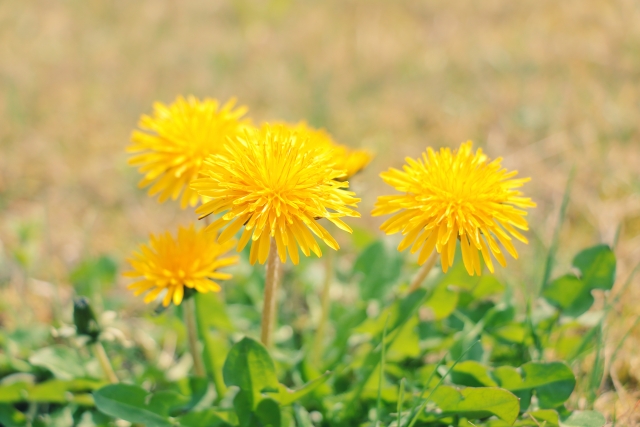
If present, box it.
[190,124,361,265]
[287,121,373,180]
[124,224,238,307]
[127,95,249,208]
[372,141,536,276]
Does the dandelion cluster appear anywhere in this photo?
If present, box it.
[127,96,248,208]
[373,141,535,275]
[191,124,361,265]
[124,94,534,308]
[124,225,238,307]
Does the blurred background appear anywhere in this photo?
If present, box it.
[1,0,639,416]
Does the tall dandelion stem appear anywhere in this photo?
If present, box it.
[408,251,439,293]
[261,238,281,348]
[184,297,206,377]
[313,250,334,366]
[92,342,118,384]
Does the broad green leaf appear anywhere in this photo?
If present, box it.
[0,403,26,427]
[0,383,29,402]
[543,274,593,317]
[543,245,616,317]
[529,409,560,426]
[451,361,498,387]
[387,316,420,361]
[177,409,233,427]
[272,371,331,405]
[233,392,281,427]
[29,346,86,380]
[424,283,459,320]
[223,337,278,409]
[352,241,402,301]
[493,362,576,408]
[491,323,527,344]
[28,379,105,403]
[254,398,281,427]
[471,276,506,299]
[233,391,253,427]
[572,245,616,291]
[560,410,606,427]
[93,384,173,427]
[147,390,190,417]
[427,386,520,424]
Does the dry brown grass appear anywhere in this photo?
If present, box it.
[1,0,640,421]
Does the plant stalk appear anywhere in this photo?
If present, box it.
[261,238,281,348]
[407,250,439,293]
[312,249,334,366]
[184,297,206,377]
[92,342,118,384]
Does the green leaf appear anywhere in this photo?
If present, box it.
[254,398,281,427]
[530,409,560,426]
[427,386,520,424]
[542,274,593,317]
[0,383,29,403]
[223,337,278,409]
[451,361,498,387]
[93,384,173,427]
[560,410,606,427]
[493,362,576,408]
[177,409,233,427]
[28,379,105,403]
[352,241,402,301]
[0,403,26,427]
[572,245,616,291]
[424,283,459,320]
[272,371,331,405]
[29,346,86,380]
[543,245,616,317]
[147,390,190,417]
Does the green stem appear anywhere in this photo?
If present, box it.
[184,297,206,377]
[312,250,334,366]
[92,342,118,384]
[261,238,281,348]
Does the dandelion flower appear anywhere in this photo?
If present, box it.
[127,96,249,208]
[191,124,361,265]
[372,141,536,276]
[287,121,373,180]
[125,224,238,307]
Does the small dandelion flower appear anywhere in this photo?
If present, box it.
[372,141,536,276]
[127,96,249,208]
[190,124,361,265]
[288,121,373,180]
[124,224,238,307]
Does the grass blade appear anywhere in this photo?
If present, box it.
[396,378,405,427]
[374,316,390,426]
[539,166,575,294]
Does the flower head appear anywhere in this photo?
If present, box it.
[191,124,361,265]
[287,122,373,180]
[127,96,249,208]
[124,224,238,307]
[372,141,536,276]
